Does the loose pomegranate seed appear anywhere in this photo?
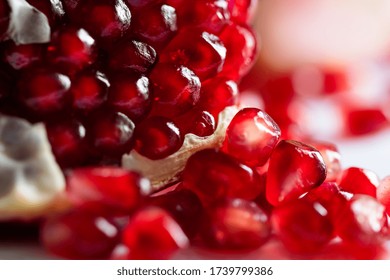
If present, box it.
[266,140,327,206]
[146,187,203,238]
[67,167,151,215]
[223,108,281,167]
[149,63,201,118]
[46,118,88,168]
[271,199,333,253]
[309,141,342,182]
[70,70,109,112]
[200,198,271,250]
[176,109,216,137]
[108,40,156,73]
[107,73,151,121]
[160,27,226,80]
[134,116,182,160]
[122,207,189,259]
[2,41,44,70]
[334,195,388,248]
[182,149,263,205]
[47,27,96,75]
[344,108,388,136]
[41,210,120,259]
[219,23,257,81]
[227,0,257,24]
[130,3,177,50]
[17,67,71,115]
[338,167,379,197]
[377,176,390,215]
[86,110,135,159]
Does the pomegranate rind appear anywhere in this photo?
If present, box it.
[122,106,238,191]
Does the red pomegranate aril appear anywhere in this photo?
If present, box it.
[17,67,71,115]
[46,118,88,168]
[122,207,189,259]
[377,176,390,215]
[182,149,263,205]
[86,110,135,158]
[338,167,379,197]
[344,108,389,136]
[108,40,156,73]
[160,27,226,81]
[271,199,333,253]
[146,188,203,238]
[134,116,182,160]
[130,3,177,50]
[2,42,44,70]
[219,23,257,81]
[48,27,96,74]
[149,63,201,118]
[223,108,281,167]
[201,198,271,250]
[335,194,388,248]
[176,109,216,137]
[41,210,120,259]
[108,74,151,121]
[227,0,257,25]
[309,141,342,182]
[67,167,151,215]
[71,70,109,112]
[198,76,239,117]
[266,140,327,206]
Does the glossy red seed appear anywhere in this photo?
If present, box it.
[219,23,257,81]
[338,167,379,197]
[67,167,151,215]
[122,207,189,259]
[146,188,203,238]
[48,27,96,74]
[334,195,388,248]
[130,3,177,50]
[377,176,390,215]
[70,70,109,112]
[308,141,342,182]
[107,73,151,121]
[227,0,257,24]
[223,108,281,167]
[134,116,182,160]
[2,42,44,70]
[86,110,135,158]
[160,27,226,80]
[198,77,239,117]
[266,140,327,206]
[41,210,120,259]
[149,63,201,118]
[344,108,388,136]
[108,40,156,73]
[176,109,216,137]
[182,149,263,205]
[201,198,271,250]
[46,118,88,168]
[271,199,333,253]
[17,67,71,115]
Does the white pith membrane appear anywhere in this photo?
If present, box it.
[0,115,66,220]
[122,105,239,191]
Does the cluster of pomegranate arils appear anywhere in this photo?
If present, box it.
[1,0,390,260]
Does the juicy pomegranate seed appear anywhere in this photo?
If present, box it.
[108,40,156,73]
[176,109,216,137]
[223,108,281,167]
[338,167,379,197]
[67,167,151,215]
[47,27,96,74]
[200,198,271,250]
[146,187,203,238]
[122,207,189,259]
[334,195,388,248]
[46,118,88,168]
[182,149,263,205]
[344,108,389,136]
[86,110,135,158]
[70,70,109,112]
[309,141,342,182]
[271,199,333,253]
[149,63,201,118]
[108,73,151,122]
[227,0,257,24]
[2,41,44,70]
[17,67,71,115]
[41,210,120,259]
[219,23,257,81]
[266,140,327,206]
[160,27,226,80]
[377,176,390,215]
[134,116,182,160]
